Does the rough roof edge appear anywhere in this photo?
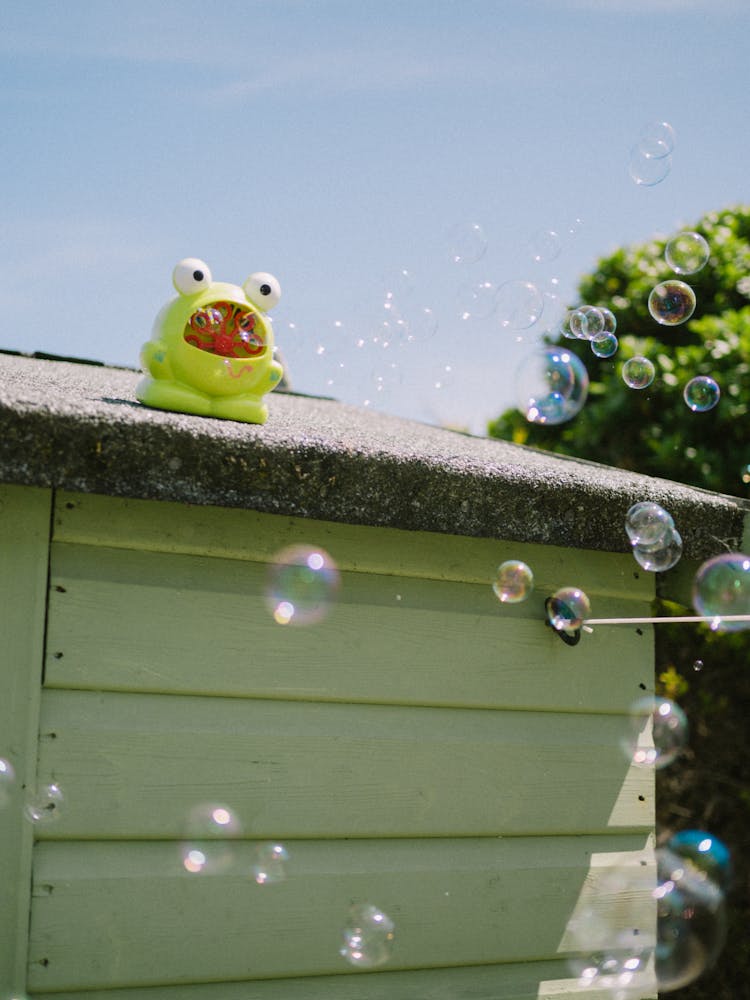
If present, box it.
[0,353,746,558]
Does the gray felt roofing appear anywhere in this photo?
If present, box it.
[0,351,746,559]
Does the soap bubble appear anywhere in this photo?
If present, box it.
[655,846,727,992]
[340,903,395,968]
[546,587,591,631]
[570,305,606,341]
[666,232,710,275]
[429,361,454,391]
[599,306,617,334]
[446,221,487,265]
[622,695,688,769]
[190,306,223,332]
[625,501,675,550]
[632,529,683,572]
[179,803,241,875]
[742,464,750,485]
[407,305,438,341]
[565,863,657,998]
[266,544,340,626]
[529,228,562,263]
[629,146,672,186]
[457,280,496,320]
[684,376,720,412]
[622,356,655,389]
[693,553,750,631]
[492,560,534,604]
[252,842,289,885]
[559,310,580,340]
[667,830,732,891]
[495,280,544,330]
[516,348,589,425]
[24,782,64,824]
[693,659,704,672]
[0,757,15,808]
[639,120,676,158]
[592,333,618,358]
[648,280,696,326]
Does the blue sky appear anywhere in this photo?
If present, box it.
[2,0,749,431]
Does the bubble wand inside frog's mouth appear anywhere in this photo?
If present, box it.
[184,300,265,358]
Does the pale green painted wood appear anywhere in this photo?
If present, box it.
[28,835,652,992]
[0,484,51,994]
[36,689,652,840]
[28,956,654,1000]
[53,489,654,599]
[45,542,655,712]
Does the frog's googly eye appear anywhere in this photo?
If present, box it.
[243,272,281,311]
[173,258,213,295]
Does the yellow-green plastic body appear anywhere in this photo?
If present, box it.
[136,276,283,425]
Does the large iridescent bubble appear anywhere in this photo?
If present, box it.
[693,553,750,630]
[515,347,588,425]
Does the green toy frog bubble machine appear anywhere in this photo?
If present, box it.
[136,258,284,424]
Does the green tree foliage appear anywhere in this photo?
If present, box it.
[489,205,750,496]
[489,205,750,999]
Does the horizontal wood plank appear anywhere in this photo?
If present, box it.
[53,490,653,598]
[45,542,655,712]
[28,956,655,1000]
[36,689,653,840]
[28,835,653,992]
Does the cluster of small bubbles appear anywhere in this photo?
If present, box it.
[266,544,340,626]
[648,280,696,326]
[252,842,289,885]
[446,221,487,265]
[528,228,562,264]
[629,120,675,186]
[492,560,534,604]
[457,280,496,321]
[546,587,591,631]
[340,902,395,968]
[570,305,606,341]
[655,844,728,992]
[666,232,710,275]
[495,280,544,331]
[515,347,589,425]
[622,695,688,769]
[24,782,64,824]
[0,757,16,808]
[684,375,720,412]
[625,502,682,572]
[179,803,241,875]
[622,356,655,390]
[692,553,750,631]
[592,333,619,358]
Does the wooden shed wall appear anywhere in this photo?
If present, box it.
[0,484,657,999]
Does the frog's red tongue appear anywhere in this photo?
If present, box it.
[183,301,264,358]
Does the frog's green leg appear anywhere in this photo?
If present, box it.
[210,395,269,424]
[135,376,213,417]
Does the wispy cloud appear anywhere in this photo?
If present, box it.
[205,46,525,104]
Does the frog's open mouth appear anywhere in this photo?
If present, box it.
[184,300,266,359]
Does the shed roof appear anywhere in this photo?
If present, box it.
[0,351,745,558]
